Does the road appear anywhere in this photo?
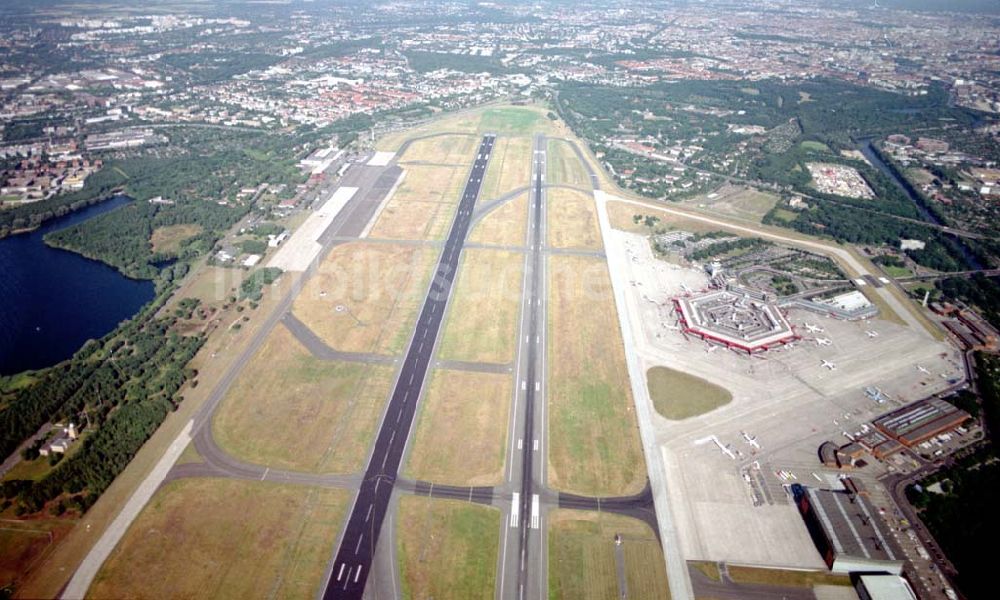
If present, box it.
[320,134,496,599]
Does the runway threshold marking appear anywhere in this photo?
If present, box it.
[511,492,521,528]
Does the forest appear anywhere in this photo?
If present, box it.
[0,291,203,515]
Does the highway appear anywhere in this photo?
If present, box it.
[320,134,496,599]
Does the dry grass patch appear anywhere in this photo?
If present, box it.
[547,139,591,188]
[405,370,511,486]
[727,566,852,588]
[438,249,523,364]
[399,134,478,165]
[547,255,645,496]
[548,510,669,600]
[213,326,394,473]
[397,496,500,600]
[0,519,73,594]
[89,479,349,600]
[679,185,778,223]
[606,201,725,235]
[293,241,435,355]
[370,164,468,240]
[547,188,602,250]
[468,193,527,247]
[647,366,732,420]
[480,136,532,201]
[150,223,202,254]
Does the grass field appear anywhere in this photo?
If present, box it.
[376,103,570,152]
[293,241,435,355]
[405,369,511,486]
[547,255,645,496]
[546,139,590,188]
[89,479,349,599]
[548,510,669,600]
[800,140,831,153]
[726,565,852,588]
[646,366,732,420]
[212,326,394,473]
[13,267,301,599]
[689,561,722,582]
[546,188,602,250]
[399,134,478,165]
[0,519,73,593]
[172,264,246,305]
[606,200,726,235]
[150,223,203,254]
[397,497,500,600]
[468,192,527,246]
[370,163,468,241]
[680,185,779,224]
[479,136,532,202]
[882,264,913,279]
[437,248,523,364]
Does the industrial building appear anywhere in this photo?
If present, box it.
[873,398,971,448]
[855,574,918,600]
[673,287,798,353]
[792,482,905,575]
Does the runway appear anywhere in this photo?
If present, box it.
[320,135,496,599]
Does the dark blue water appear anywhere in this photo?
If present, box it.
[0,196,155,375]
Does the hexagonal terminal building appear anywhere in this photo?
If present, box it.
[673,287,798,353]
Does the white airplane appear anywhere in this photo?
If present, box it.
[706,345,719,354]
[741,431,761,450]
[816,337,832,346]
[866,330,879,338]
[805,323,824,334]
[822,360,837,370]
[714,438,736,460]
[680,283,693,293]
[917,365,930,375]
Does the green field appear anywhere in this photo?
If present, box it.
[727,565,852,588]
[548,510,670,600]
[479,107,547,134]
[397,497,500,600]
[883,264,913,279]
[800,140,831,152]
[646,366,732,420]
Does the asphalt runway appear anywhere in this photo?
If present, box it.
[321,135,496,599]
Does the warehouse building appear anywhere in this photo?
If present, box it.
[873,398,971,448]
[792,483,905,575]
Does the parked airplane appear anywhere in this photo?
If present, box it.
[715,438,736,460]
[822,360,837,370]
[706,345,719,353]
[805,323,825,333]
[680,283,693,294]
[866,330,879,338]
[917,365,930,374]
[816,337,832,346]
[741,431,761,450]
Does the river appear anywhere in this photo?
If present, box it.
[0,196,155,375]
[859,140,983,270]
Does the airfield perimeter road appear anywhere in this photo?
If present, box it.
[320,134,496,599]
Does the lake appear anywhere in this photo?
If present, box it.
[0,196,155,375]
